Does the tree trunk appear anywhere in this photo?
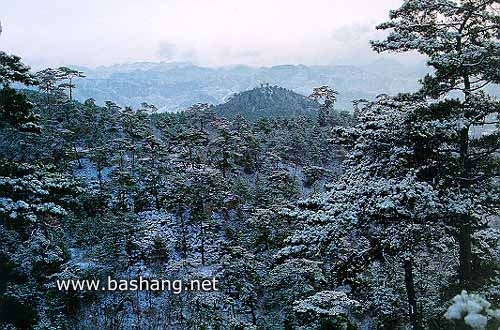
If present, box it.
[457,116,473,290]
[179,211,187,259]
[458,221,473,289]
[200,215,205,266]
[250,304,257,325]
[404,256,419,330]
[73,144,82,169]
[69,77,73,102]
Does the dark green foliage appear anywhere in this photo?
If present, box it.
[0,68,349,327]
[23,15,500,326]
[0,87,40,133]
[0,52,37,87]
[215,85,319,120]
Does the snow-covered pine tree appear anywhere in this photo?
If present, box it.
[57,67,85,102]
[0,52,82,329]
[280,1,500,327]
[279,95,454,328]
[0,52,39,133]
[372,0,500,291]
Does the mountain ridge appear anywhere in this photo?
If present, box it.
[69,60,427,112]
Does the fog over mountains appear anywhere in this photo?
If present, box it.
[71,59,428,112]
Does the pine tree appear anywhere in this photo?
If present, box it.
[372,0,500,291]
[0,52,39,133]
[0,51,82,329]
[57,67,85,102]
[280,2,500,327]
[309,86,338,127]
[35,68,65,112]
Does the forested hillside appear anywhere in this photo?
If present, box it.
[1,1,500,330]
[1,59,349,329]
[214,85,320,120]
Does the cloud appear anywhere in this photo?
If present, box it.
[326,23,386,64]
[1,0,416,68]
[158,42,179,60]
[332,23,374,43]
[157,41,265,66]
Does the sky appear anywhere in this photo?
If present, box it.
[0,0,416,69]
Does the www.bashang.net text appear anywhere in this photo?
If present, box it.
[56,276,219,294]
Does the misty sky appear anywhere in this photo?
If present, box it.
[1,0,416,69]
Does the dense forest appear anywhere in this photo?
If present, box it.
[1,1,500,329]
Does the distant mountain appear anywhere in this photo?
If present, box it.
[214,85,319,120]
[70,60,428,112]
